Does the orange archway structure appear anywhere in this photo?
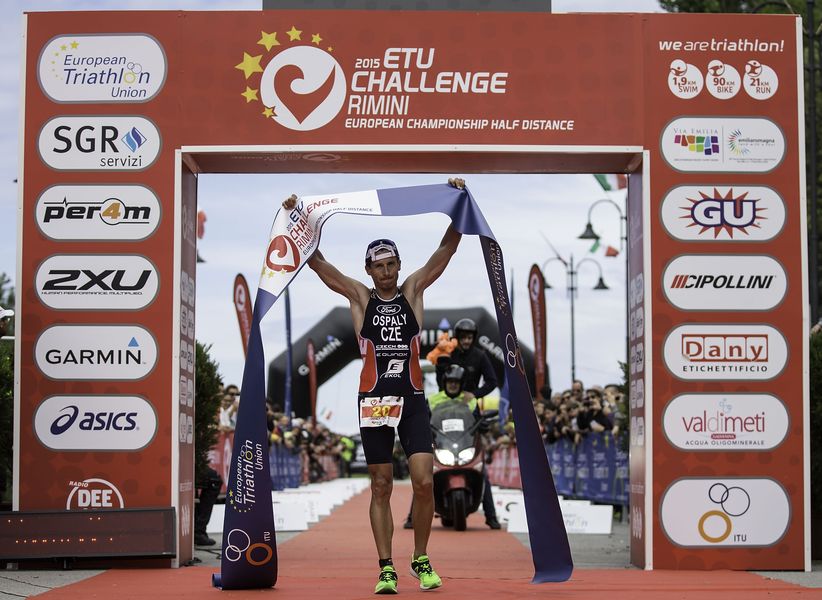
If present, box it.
[14,10,808,571]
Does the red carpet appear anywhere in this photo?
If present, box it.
[38,484,820,599]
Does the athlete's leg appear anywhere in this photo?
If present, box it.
[368,462,395,560]
[407,452,434,557]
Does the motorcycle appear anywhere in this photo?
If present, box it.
[430,399,498,531]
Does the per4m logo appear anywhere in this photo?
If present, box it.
[235,25,346,131]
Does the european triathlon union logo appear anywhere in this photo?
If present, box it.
[673,133,720,156]
[121,127,147,152]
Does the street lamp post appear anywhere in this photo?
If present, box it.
[542,254,609,383]
[578,197,629,373]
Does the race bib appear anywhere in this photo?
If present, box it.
[360,396,404,428]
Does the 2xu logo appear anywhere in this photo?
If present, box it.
[66,477,125,510]
[38,115,161,171]
[36,184,161,241]
[660,478,789,547]
[35,254,159,310]
[35,395,157,451]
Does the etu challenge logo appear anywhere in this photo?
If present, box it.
[235,26,346,131]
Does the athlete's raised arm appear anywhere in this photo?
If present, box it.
[281,195,369,307]
[402,178,465,300]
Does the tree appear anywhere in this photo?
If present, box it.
[195,341,223,483]
[0,273,13,507]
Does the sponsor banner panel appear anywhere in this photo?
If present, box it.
[34,395,157,451]
[36,184,161,241]
[660,185,785,242]
[663,323,788,381]
[662,393,789,451]
[34,324,157,380]
[37,115,161,171]
[660,478,789,547]
[38,34,166,103]
[660,117,784,173]
[662,254,786,311]
[35,254,159,310]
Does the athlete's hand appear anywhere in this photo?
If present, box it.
[282,194,298,210]
[448,177,466,190]
[463,391,476,403]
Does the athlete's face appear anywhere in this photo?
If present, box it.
[366,256,400,291]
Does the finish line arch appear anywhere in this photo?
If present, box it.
[15,9,808,572]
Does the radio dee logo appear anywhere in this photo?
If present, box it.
[37,34,166,103]
[38,115,161,171]
[66,478,125,510]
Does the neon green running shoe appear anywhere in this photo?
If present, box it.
[410,555,442,590]
[374,565,398,594]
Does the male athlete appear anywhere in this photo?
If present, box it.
[282,178,464,594]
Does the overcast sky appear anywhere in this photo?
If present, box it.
[1,0,661,434]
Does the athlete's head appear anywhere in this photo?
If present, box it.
[365,239,401,293]
[443,364,465,399]
[454,318,478,351]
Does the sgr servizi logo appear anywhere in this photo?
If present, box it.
[35,395,157,451]
[36,184,161,241]
[35,254,159,310]
[660,478,789,547]
[35,324,157,380]
[38,115,161,171]
[38,34,166,103]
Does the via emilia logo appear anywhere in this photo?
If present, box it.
[38,34,167,103]
[660,478,789,547]
[235,26,346,131]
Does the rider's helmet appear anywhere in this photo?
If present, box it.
[443,364,466,398]
[453,318,478,347]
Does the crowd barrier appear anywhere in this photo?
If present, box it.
[487,432,629,506]
[209,432,342,493]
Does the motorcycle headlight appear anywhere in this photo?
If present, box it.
[434,449,456,466]
[457,448,476,465]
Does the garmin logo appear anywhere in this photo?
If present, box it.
[35,325,157,380]
[36,395,157,451]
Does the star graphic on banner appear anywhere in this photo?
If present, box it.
[311,33,322,45]
[287,26,302,41]
[241,86,259,103]
[262,107,274,118]
[257,30,280,51]
[60,44,66,51]
[70,41,79,49]
[327,46,334,52]
[235,52,263,79]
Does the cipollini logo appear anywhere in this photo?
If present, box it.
[235,27,346,131]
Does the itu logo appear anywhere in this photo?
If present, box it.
[235,27,346,131]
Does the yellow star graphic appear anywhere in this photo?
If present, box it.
[70,41,79,49]
[311,33,322,45]
[235,52,263,79]
[262,107,274,118]
[241,86,259,103]
[257,30,279,52]
[286,26,302,41]
[327,46,333,52]
[60,44,66,51]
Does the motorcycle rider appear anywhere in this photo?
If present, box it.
[405,363,502,530]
